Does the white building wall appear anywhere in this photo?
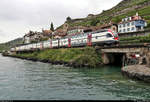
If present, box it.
[24,36,30,44]
[118,21,137,33]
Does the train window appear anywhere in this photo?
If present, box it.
[106,33,113,38]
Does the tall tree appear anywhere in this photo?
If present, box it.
[50,22,54,31]
[66,16,71,21]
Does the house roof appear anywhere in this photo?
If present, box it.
[56,29,64,32]
[100,23,117,29]
[42,30,52,34]
[67,26,87,31]
[118,14,145,24]
[24,31,43,37]
[118,19,145,24]
[54,29,67,37]
[42,30,53,36]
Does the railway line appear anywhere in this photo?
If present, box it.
[10,29,119,52]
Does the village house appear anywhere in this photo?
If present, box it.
[23,34,30,44]
[23,29,53,44]
[23,31,43,44]
[118,13,147,33]
[51,23,69,39]
[66,26,85,36]
[53,29,67,39]
[42,29,53,39]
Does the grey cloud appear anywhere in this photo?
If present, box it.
[0,0,122,43]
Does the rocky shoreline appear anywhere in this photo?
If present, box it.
[122,65,150,83]
[2,54,102,68]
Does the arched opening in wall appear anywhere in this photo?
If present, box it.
[107,53,125,66]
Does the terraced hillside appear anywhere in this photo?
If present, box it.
[60,0,150,28]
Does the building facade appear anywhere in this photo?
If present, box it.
[100,23,118,32]
[118,13,147,33]
[53,29,67,39]
[23,34,30,44]
[42,29,53,38]
[67,26,85,36]
[23,30,53,44]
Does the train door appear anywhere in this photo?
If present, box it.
[68,38,71,48]
[58,39,60,48]
[87,34,92,46]
[36,43,38,49]
[32,44,33,51]
[50,40,52,48]
[40,42,43,50]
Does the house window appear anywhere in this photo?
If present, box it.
[127,23,130,26]
[132,27,135,31]
[127,28,130,31]
[123,29,126,32]
[119,30,122,32]
[123,24,126,27]
[132,21,134,25]
[119,25,122,28]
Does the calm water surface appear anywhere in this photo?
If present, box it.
[0,54,150,100]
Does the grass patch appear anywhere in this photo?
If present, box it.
[14,47,102,68]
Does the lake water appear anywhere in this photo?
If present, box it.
[0,54,150,100]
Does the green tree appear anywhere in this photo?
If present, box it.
[66,16,71,21]
[50,22,54,31]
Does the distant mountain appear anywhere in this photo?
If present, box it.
[0,38,23,52]
[57,0,150,29]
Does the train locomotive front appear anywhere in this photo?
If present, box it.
[87,29,119,46]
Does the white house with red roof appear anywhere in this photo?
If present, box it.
[118,13,147,33]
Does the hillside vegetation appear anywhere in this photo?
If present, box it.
[63,0,150,28]
[0,38,23,52]
[120,34,150,44]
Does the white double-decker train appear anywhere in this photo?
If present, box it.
[11,29,119,52]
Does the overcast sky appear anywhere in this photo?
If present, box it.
[0,0,122,43]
